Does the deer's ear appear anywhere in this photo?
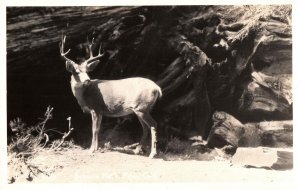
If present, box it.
[65,61,75,73]
[86,60,99,72]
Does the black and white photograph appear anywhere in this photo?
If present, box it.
[2,1,298,189]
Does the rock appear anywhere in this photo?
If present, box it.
[231,147,292,170]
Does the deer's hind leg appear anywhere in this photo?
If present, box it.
[133,118,150,155]
[133,110,158,159]
[139,118,149,146]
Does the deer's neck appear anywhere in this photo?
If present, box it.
[71,73,90,85]
[70,73,91,112]
[70,73,91,94]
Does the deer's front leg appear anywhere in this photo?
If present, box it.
[89,110,102,153]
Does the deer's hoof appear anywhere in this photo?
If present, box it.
[133,145,143,155]
[148,152,158,159]
[88,148,96,154]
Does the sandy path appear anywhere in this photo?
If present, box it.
[33,151,292,183]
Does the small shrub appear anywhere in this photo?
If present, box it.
[7,106,74,183]
[8,106,53,157]
[165,137,193,154]
[8,106,54,183]
[162,136,219,161]
[50,138,79,151]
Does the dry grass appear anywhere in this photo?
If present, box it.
[161,137,223,161]
[7,106,77,183]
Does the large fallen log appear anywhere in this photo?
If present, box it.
[207,111,292,150]
[7,6,292,145]
[207,111,244,150]
[242,120,292,147]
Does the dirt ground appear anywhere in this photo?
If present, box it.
[13,148,292,184]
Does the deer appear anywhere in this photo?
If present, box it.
[59,35,162,158]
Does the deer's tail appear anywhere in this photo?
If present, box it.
[156,86,162,99]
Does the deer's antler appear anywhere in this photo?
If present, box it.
[83,37,104,64]
[59,35,75,63]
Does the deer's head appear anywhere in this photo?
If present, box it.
[60,35,104,82]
